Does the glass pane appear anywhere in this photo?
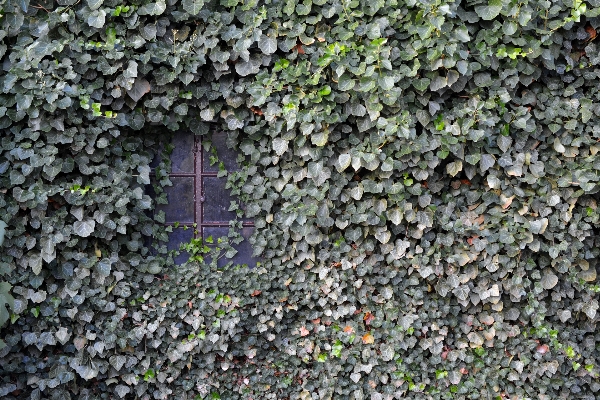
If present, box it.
[149,132,195,172]
[203,132,240,172]
[156,176,195,223]
[170,131,195,173]
[203,226,258,268]
[166,227,194,265]
[202,177,237,222]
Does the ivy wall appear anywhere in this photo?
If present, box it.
[1,0,600,399]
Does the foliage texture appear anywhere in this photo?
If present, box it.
[1,0,600,399]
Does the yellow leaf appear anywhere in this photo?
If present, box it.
[362,333,374,344]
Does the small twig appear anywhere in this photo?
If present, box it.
[32,3,50,12]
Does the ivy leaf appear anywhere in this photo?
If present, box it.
[475,0,503,21]
[362,333,374,344]
[311,130,329,147]
[378,76,394,91]
[87,10,106,28]
[331,339,343,357]
[96,259,112,277]
[380,344,394,361]
[123,60,138,79]
[138,0,167,15]
[29,253,43,275]
[182,0,204,15]
[338,74,356,91]
[0,282,14,327]
[235,60,260,76]
[272,138,288,156]
[127,78,151,102]
[74,219,96,237]
[480,154,495,172]
[0,221,6,247]
[87,0,103,10]
[541,272,559,290]
[52,328,70,346]
[258,35,277,55]
[446,161,463,177]
[338,154,351,172]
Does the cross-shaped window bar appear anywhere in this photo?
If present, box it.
[152,131,256,266]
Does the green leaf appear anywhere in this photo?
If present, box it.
[331,339,343,357]
[338,74,355,91]
[87,0,103,10]
[475,0,503,21]
[87,10,106,28]
[0,282,14,327]
[274,59,289,71]
[29,253,42,275]
[0,221,7,247]
[138,0,166,15]
[92,103,102,117]
[182,0,204,15]
[73,219,96,237]
[338,154,351,172]
[446,161,463,177]
[272,138,289,156]
[378,76,394,91]
[144,369,156,381]
[258,35,277,55]
[318,85,332,96]
[311,130,329,147]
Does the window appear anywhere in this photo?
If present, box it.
[151,131,257,267]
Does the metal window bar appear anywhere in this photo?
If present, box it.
[152,133,253,234]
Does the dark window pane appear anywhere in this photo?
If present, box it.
[203,132,240,173]
[170,131,196,173]
[149,132,195,172]
[166,227,194,265]
[202,227,229,243]
[203,226,257,268]
[202,177,237,222]
[156,176,195,223]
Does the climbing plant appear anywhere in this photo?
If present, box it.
[1,0,600,398]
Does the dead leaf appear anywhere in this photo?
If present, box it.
[467,235,479,246]
[474,215,485,226]
[362,333,374,344]
[363,312,375,325]
[251,290,261,297]
[343,326,354,334]
[586,24,597,40]
[536,344,549,354]
[300,326,310,337]
[501,195,515,210]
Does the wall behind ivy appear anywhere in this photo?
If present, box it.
[1,0,600,398]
